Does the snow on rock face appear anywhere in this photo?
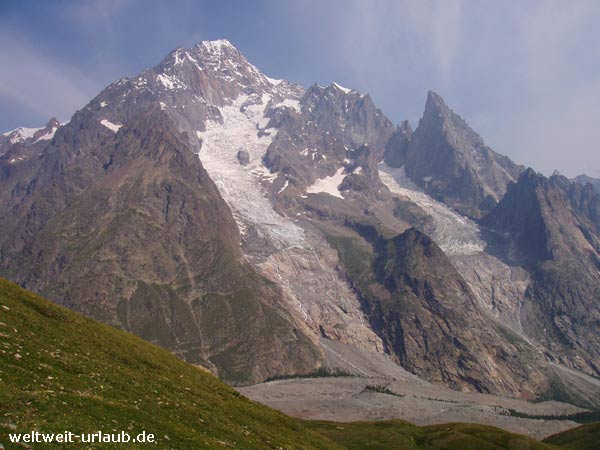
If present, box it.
[156,73,187,91]
[275,98,301,113]
[380,163,531,333]
[306,167,346,199]
[100,119,122,133]
[378,163,484,255]
[199,38,235,54]
[265,75,283,86]
[196,94,306,249]
[2,127,42,144]
[332,82,352,93]
[33,127,58,143]
[196,93,382,353]
[277,179,290,194]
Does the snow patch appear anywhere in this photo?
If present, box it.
[332,82,352,93]
[196,94,306,249]
[250,164,278,183]
[132,77,148,89]
[378,163,484,255]
[100,101,108,108]
[275,99,301,113]
[277,179,289,195]
[173,49,183,66]
[200,39,235,54]
[306,167,346,199]
[265,75,283,86]
[156,74,186,90]
[33,127,58,143]
[100,119,122,133]
[2,127,41,144]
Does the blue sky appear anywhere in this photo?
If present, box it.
[1,0,599,177]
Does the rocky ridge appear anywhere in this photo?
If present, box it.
[385,91,524,218]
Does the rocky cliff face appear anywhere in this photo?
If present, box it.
[388,92,524,218]
[263,82,394,189]
[483,169,600,379]
[327,224,549,398]
[0,118,60,181]
[383,120,412,168]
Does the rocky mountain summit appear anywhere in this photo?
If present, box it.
[0,117,59,151]
[0,118,60,176]
[386,91,524,218]
[1,39,600,411]
[263,82,394,189]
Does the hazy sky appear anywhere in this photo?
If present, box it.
[1,0,599,177]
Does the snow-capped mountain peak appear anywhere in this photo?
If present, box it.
[0,118,60,159]
[332,81,353,93]
[197,38,236,54]
[1,126,41,144]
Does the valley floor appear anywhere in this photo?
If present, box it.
[240,376,579,440]
[239,341,584,441]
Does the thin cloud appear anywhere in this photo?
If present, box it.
[404,0,463,83]
[60,0,133,27]
[0,30,100,126]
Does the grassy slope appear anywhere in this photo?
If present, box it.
[0,277,593,449]
[0,278,339,450]
[305,420,564,450]
[544,423,600,450]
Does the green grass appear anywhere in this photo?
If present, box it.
[0,278,339,450]
[363,384,405,397]
[0,277,596,449]
[265,367,356,382]
[506,409,600,424]
[304,420,566,450]
[544,422,600,449]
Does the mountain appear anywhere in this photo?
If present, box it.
[0,118,60,181]
[383,120,412,168]
[386,91,524,218]
[263,82,394,189]
[0,118,59,151]
[0,43,323,384]
[327,225,551,398]
[1,38,600,412]
[483,169,600,384]
[0,277,577,450]
[574,174,600,194]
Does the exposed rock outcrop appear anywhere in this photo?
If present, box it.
[483,169,600,380]
[395,92,524,218]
